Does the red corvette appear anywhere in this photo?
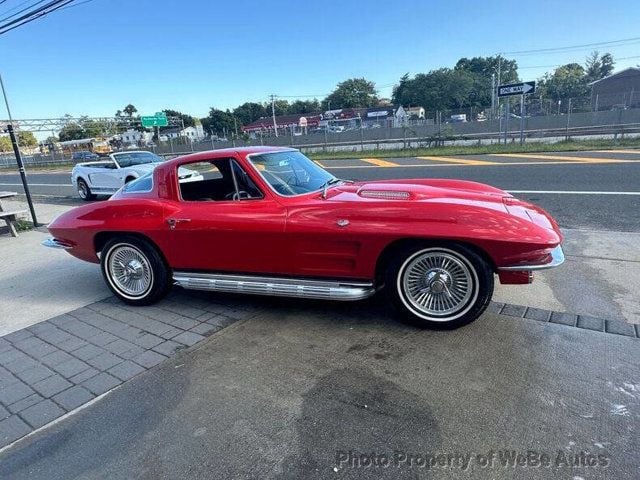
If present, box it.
[44,147,564,328]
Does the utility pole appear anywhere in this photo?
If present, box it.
[491,73,496,120]
[270,94,278,137]
[519,94,525,145]
[496,55,502,123]
[0,73,39,226]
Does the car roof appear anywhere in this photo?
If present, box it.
[159,146,296,170]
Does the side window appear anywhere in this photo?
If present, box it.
[178,158,262,202]
[123,173,153,193]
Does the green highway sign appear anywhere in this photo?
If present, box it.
[141,115,168,128]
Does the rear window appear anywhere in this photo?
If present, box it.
[122,173,153,193]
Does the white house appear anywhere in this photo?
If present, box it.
[181,124,205,141]
[159,125,206,142]
[120,129,153,145]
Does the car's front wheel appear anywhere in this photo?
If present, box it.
[77,178,96,201]
[100,236,171,306]
[385,243,494,329]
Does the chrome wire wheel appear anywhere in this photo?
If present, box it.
[398,248,478,321]
[105,244,154,299]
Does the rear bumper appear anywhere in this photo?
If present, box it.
[42,238,73,250]
[498,245,565,271]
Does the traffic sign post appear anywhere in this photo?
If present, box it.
[497,81,535,145]
[498,81,535,97]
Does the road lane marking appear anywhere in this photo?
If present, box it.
[592,149,640,154]
[491,153,621,163]
[0,183,72,187]
[360,158,399,167]
[416,156,499,165]
[322,159,633,169]
[507,190,640,195]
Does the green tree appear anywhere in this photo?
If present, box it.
[18,131,37,147]
[585,51,615,83]
[123,104,138,117]
[288,99,320,114]
[538,63,589,102]
[201,108,236,137]
[232,102,268,126]
[162,109,195,129]
[58,122,87,141]
[0,136,12,152]
[271,99,290,116]
[323,78,378,109]
[81,119,114,137]
[454,55,519,107]
[392,68,475,111]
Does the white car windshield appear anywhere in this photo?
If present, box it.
[114,152,162,168]
[248,151,335,196]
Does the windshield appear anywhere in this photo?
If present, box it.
[247,150,334,196]
[114,152,162,168]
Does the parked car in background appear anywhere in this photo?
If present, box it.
[71,151,99,162]
[71,150,202,200]
[49,147,564,329]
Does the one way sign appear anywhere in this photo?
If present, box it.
[498,81,536,97]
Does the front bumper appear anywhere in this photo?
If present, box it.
[498,245,565,271]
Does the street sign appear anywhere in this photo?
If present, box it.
[155,112,167,118]
[141,115,168,128]
[498,81,535,97]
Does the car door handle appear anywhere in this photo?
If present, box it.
[167,218,191,229]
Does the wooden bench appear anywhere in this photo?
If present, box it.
[0,210,26,237]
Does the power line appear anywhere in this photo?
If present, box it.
[503,36,640,56]
[0,0,48,24]
[518,55,640,70]
[0,0,76,36]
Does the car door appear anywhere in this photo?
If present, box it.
[86,159,122,191]
[165,158,289,275]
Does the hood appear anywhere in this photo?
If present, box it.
[131,162,163,173]
[328,178,509,206]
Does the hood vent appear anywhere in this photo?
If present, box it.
[358,189,411,200]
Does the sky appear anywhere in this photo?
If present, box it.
[1,0,639,122]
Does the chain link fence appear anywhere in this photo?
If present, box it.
[1,92,640,168]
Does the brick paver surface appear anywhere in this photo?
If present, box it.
[0,290,262,448]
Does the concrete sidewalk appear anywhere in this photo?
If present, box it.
[494,228,640,324]
[1,301,638,479]
[0,199,109,336]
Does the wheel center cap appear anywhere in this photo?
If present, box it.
[426,270,449,294]
[430,280,445,293]
[125,260,143,278]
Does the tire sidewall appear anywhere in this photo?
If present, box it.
[386,243,493,329]
[100,236,170,306]
[77,179,89,200]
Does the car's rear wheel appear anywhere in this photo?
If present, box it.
[100,236,171,306]
[77,178,96,201]
[385,243,493,329]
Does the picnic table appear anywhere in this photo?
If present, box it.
[0,191,26,237]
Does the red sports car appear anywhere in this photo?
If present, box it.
[44,147,564,328]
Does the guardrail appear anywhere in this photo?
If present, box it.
[1,122,640,169]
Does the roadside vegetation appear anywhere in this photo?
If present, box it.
[307,137,640,161]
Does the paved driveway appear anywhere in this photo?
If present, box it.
[1,294,638,479]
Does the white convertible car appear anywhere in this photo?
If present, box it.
[71,150,201,200]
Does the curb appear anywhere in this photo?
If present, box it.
[490,302,638,338]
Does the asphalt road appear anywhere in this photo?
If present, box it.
[1,150,639,231]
